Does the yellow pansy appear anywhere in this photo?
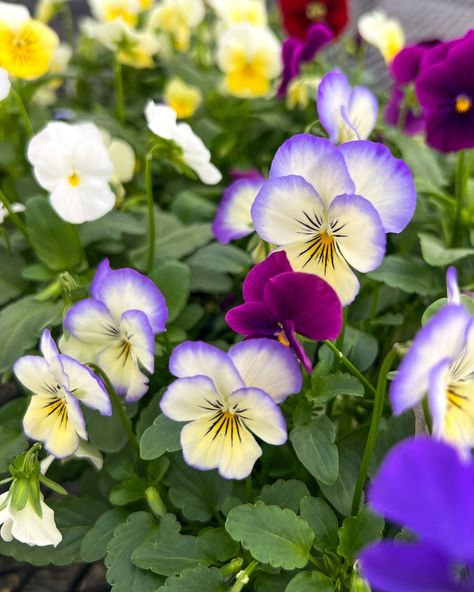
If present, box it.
[147,0,205,52]
[164,77,202,118]
[139,0,153,10]
[35,0,64,24]
[286,76,320,110]
[217,23,282,99]
[89,0,141,27]
[358,10,405,64]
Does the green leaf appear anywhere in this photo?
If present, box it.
[391,133,448,187]
[337,506,384,561]
[422,295,474,325]
[0,295,62,373]
[299,497,339,552]
[150,262,191,322]
[171,191,217,223]
[105,512,164,592]
[419,233,474,267]
[189,265,233,293]
[25,196,83,271]
[83,406,129,453]
[140,414,182,460]
[166,456,233,522]
[0,399,28,472]
[80,210,143,245]
[290,417,338,485]
[367,255,441,296]
[319,450,361,516]
[81,508,129,563]
[225,502,315,570]
[342,327,378,372]
[132,514,210,576]
[156,566,225,592]
[0,246,26,305]
[198,527,239,562]
[285,571,334,592]
[109,479,146,506]
[258,479,310,512]
[187,244,252,274]
[311,372,364,403]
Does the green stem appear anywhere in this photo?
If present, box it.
[0,189,29,239]
[351,347,398,515]
[61,3,74,48]
[89,364,139,454]
[451,150,469,247]
[11,87,33,137]
[245,475,253,501]
[114,58,125,125]
[230,560,259,592]
[145,151,156,274]
[323,340,376,396]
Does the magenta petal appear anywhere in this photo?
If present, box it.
[225,302,278,337]
[263,271,342,341]
[242,252,293,303]
[283,322,313,374]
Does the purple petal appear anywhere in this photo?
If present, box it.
[360,540,468,592]
[299,23,333,63]
[225,301,278,338]
[390,44,430,84]
[384,86,426,135]
[317,70,352,142]
[368,437,474,562]
[446,266,461,304]
[338,141,416,234]
[277,37,303,97]
[242,251,293,302]
[212,177,265,244]
[283,323,313,374]
[263,271,342,341]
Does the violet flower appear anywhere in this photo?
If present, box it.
[225,251,343,373]
[359,437,474,591]
[278,22,333,98]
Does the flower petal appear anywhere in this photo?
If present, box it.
[9,496,62,548]
[225,301,278,338]
[427,357,450,439]
[49,179,115,224]
[14,356,58,397]
[228,338,302,403]
[242,251,293,303]
[339,140,416,234]
[345,85,378,140]
[160,375,221,421]
[145,101,177,140]
[446,266,461,305]
[58,355,111,415]
[64,298,116,344]
[317,70,352,143]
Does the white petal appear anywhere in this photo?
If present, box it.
[427,358,450,439]
[74,139,114,181]
[108,139,135,183]
[0,68,10,101]
[74,439,103,470]
[58,333,101,364]
[9,496,62,547]
[64,298,117,344]
[14,356,58,397]
[346,86,378,141]
[145,101,178,140]
[59,355,111,415]
[49,179,115,224]
[160,375,222,421]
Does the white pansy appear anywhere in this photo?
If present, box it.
[27,121,115,224]
[0,1,30,27]
[358,10,404,63]
[147,0,205,52]
[88,0,140,26]
[145,101,222,185]
[100,129,136,183]
[211,0,267,27]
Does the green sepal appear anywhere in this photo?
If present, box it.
[39,474,68,496]
[9,478,29,512]
[28,478,43,518]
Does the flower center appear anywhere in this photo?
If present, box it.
[68,173,80,187]
[43,396,69,428]
[455,94,472,114]
[306,1,327,21]
[104,6,137,26]
[276,330,290,347]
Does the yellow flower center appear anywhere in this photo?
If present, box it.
[277,330,290,347]
[104,6,137,26]
[455,95,472,114]
[306,2,327,21]
[68,173,80,187]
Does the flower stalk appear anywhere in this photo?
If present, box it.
[230,560,259,592]
[0,189,29,240]
[451,150,470,247]
[11,86,33,137]
[145,150,156,274]
[114,58,125,125]
[324,340,376,396]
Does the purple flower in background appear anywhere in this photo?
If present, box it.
[317,69,378,143]
[212,176,265,244]
[278,23,333,98]
[416,30,474,151]
[226,251,342,373]
[359,437,474,591]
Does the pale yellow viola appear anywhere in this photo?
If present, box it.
[89,0,141,27]
[147,0,205,52]
[211,0,267,27]
[164,77,202,119]
[358,10,405,64]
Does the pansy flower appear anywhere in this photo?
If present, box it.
[147,0,205,53]
[226,252,342,373]
[13,330,111,458]
[160,339,302,479]
[359,437,474,591]
[358,10,404,64]
[64,259,168,402]
[278,0,348,40]
[390,269,474,452]
[317,69,378,143]
[251,134,416,305]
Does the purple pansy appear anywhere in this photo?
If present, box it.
[160,339,302,479]
[416,30,474,152]
[64,259,168,402]
[251,134,416,305]
[212,175,265,244]
[317,69,378,143]
[359,437,474,591]
[225,251,342,373]
[278,23,333,98]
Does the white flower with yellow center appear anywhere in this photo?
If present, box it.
[358,10,405,64]
[89,0,140,26]
[216,23,282,99]
[147,0,205,52]
[27,121,115,224]
[14,330,111,459]
[211,0,267,27]
[164,77,202,119]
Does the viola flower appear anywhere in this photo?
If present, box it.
[286,76,320,110]
[163,77,202,119]
[226,251,342,373]
[251,134,416,305]
[13,330,111,458]
[211,0,267,27]
[278,23,333,98]
[216,23,282,99]
[64,259,168,402]
[0,2,59,80]
[27,121,115,224]
[359,437,474,591]
[358,10,405,64]
[390,270,474,452]
[278,0,348,40]
[145,102,222,185]
[416,30,474,152]
[147,0,205,53]
[212,175,265,244]
[160,339,302,479]
[89,0,140,26]
[317,69,378,143]
[100,129,136,184]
